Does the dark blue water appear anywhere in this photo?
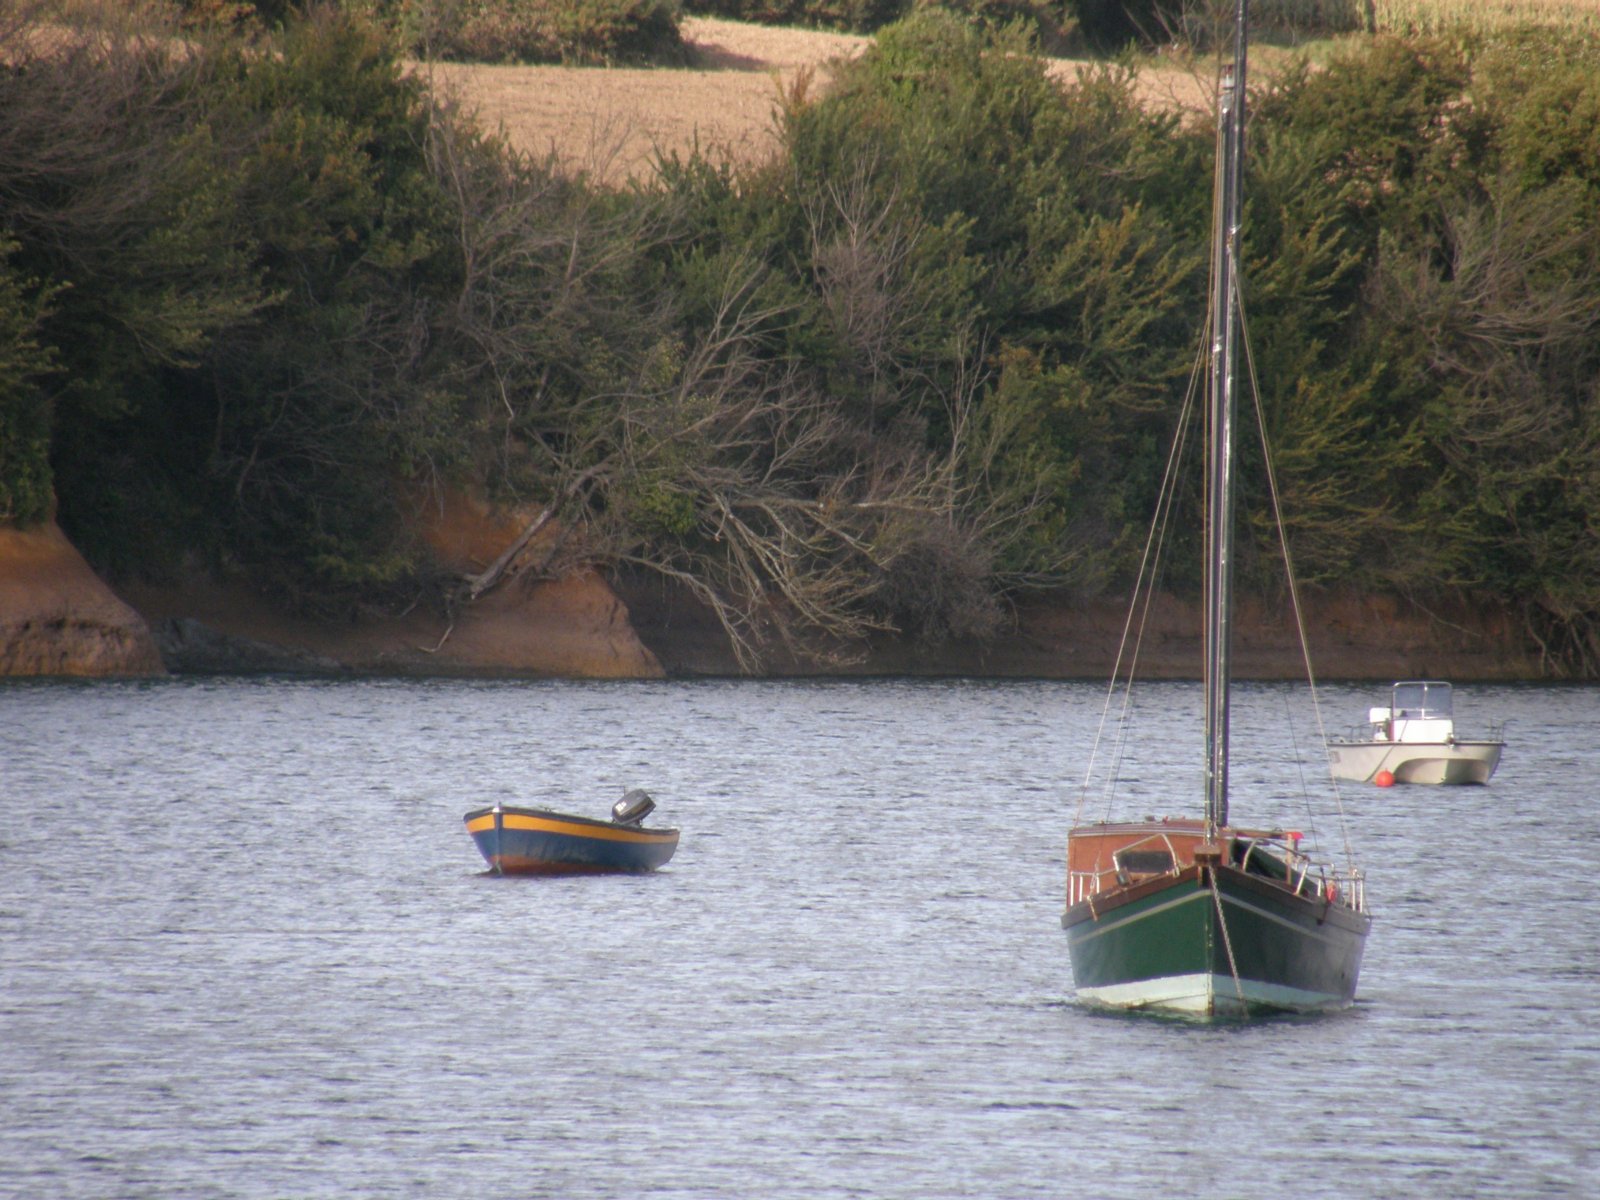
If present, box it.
[2,677,1596,1198]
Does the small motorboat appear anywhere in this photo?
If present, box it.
[1326,680,1504,785]
[463,789,679,875]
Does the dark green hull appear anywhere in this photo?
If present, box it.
[1062,864,1370,1018]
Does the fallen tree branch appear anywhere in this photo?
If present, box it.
[418,621,456,654]
[463,503,556,602]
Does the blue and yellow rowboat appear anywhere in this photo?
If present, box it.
[463,791,679,876]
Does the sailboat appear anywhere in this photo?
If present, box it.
[1061,0,1372,1018]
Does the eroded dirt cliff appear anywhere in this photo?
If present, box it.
[616,575,1543,680]
[113,491,664,679]
[0,508,1545,681]
[0,520,165,677]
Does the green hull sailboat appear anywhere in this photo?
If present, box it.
[1064,821,1369,1017]
[1062,0,1372,1019]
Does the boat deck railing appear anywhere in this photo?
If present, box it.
[1067,831,1366,914]
[1332,717,1505,746]
[1066,830,1187,908]
[1241,836,1368,915]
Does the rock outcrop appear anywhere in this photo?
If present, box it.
[115,490,665,678]
[119,569,664,678]
[0,520,164,677]
[0,502,1546,682]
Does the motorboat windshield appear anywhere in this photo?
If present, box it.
[1391,681,1452,720]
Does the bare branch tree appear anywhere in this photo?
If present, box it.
[422,101,1072,669]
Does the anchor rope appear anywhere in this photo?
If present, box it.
[1210,868,1247,1017]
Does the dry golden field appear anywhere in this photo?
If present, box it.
[1369,0,1600,33]
[1246,0,1600,33]
[422,17,1214,186]
[420,19,873,184]
[424,5,1600,185]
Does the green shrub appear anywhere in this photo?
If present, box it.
[770,11,1202,585]
[1064,0,1187,50]
[684,0,1076,45]
[0,241,57,525]
[684,0,906,33]
[373,0,686,63]
[3,2,470,605]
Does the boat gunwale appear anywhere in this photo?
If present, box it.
[462,804,680,842]
[1061,860,1372,936]
[1325,735,1504,750]
[1066,817,1288,840]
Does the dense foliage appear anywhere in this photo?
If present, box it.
[686,0,1077,45]
[2,1,465,604]
[357,0,689,64]
[4,2,1600,671]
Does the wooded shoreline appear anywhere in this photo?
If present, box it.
[2,516,1545,681]
[5,8,1598,681]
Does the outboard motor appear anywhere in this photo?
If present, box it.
[611,788,656,826]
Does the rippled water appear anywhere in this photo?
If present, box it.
[2,677,1596,1198]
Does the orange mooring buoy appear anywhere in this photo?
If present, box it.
[1375,769,1395,787]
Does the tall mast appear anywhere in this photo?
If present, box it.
[1205,0,1248,834]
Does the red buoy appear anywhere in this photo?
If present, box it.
[1375,769,1395,787]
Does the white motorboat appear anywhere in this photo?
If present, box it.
[1327,681,1504,784]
